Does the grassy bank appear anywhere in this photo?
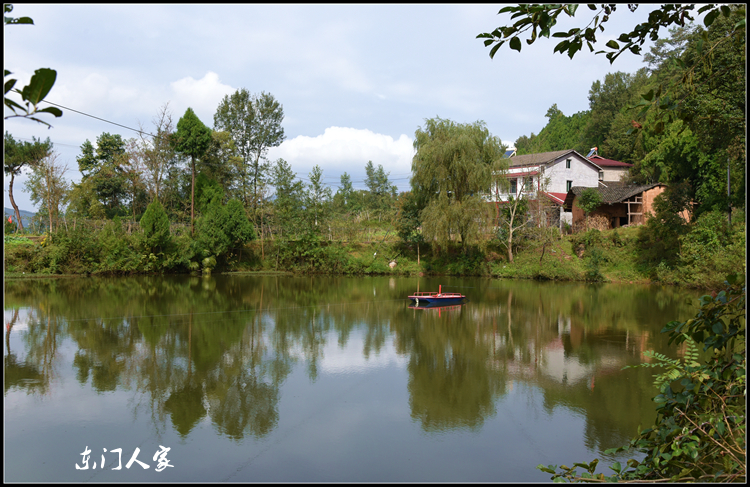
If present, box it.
[7,217,743,289]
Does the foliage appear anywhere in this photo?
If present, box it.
[195,200,231,261]
[4,131,52,233]
[577,188,602,217]
[636,182,692,270]
[174,107,212,162]
[394,191,424,246]
[270,158,304,241]
[75,133,129,218]
[364,160,397,221]
[515,105,591,155]
[412,117,506,251]
[4,5,63,127]
[139,199,172,255]
[95,216,141,274]
[539,276,746,482]
[478,4,743,63]
[213,89,285,217]
[174,107,212,232]
[24,151,70,233]
[304,165,332,233]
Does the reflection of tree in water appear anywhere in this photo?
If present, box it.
[5,308,47,395]
[395,305,507,432]
[164,384,206,437]
[5,307,61,396]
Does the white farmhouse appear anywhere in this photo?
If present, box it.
[487,149,603,227]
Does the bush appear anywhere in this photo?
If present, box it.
[140,200,171,254]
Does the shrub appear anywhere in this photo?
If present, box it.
[140,200,171,255]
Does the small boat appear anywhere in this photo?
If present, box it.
[408,285,465,306]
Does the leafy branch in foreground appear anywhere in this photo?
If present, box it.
[538,274,746,482]
[478,4,743,63]
[4,4,62,127]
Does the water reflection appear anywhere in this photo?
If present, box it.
[4,276,701,474]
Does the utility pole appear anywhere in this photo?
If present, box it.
[727,158,731,226]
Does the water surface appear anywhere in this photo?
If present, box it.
[4,275,702,482]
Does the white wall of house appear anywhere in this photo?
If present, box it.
[488,165,540,202]
[488,152,600,202]
[544,153,600,193]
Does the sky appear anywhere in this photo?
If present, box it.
[4,4,670,213]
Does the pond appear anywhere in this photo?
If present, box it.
[4,275,703,482]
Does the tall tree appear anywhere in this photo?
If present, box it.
[76,133,129,218]
[213,89,285,224]
[305,165,332,231]
[270,158,303,240]
[24,151,69,233]
[138,103,177,203]
[364,161,397,222]
[411,117,506,251]
[333,172,356,214]
[174,107,212,235]
[4,132,51,232]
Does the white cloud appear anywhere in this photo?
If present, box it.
[267,127,415,191]
[169,72,235,124]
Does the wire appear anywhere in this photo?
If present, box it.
[33,99,413,191]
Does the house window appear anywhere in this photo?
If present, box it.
[566,158,571,169]
[599,171,603,181]
[566,180,573,192]
[510,178,517,194]
[524,177,533,192]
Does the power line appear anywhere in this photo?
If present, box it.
[42,100,160,139]
[33,100,414,191]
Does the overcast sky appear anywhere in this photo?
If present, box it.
[4,4,668,213]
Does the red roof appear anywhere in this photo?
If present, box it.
[542,192,567,205]
[588,155,632,167]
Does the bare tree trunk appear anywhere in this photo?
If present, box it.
[8,173,24,233]
[191,156,195,236]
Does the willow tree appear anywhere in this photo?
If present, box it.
[411,117,507,251]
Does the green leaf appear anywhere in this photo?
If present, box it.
[606,40,619,49]
[489,42,503,59]
[36,106,62,117]
[20,68,57,105]
[704,9,720,27]
[5,77,17,95]
[509,36,522,52]
[609,462,622,473]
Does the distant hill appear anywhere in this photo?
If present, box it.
[4,207,35,229]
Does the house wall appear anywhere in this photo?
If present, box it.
[545,153,600,194]
[488,165,540,202]
[490,153,600,202]
[601,167,629,182]
[570,185,691,230]
[641,186,691,222]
